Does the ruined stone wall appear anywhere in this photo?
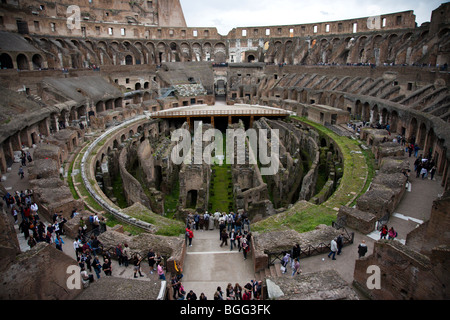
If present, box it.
[118,143,152,209]
[353,240,449,300]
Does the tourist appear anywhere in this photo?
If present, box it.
[336,233,344,255]
[199,292,207,300]
[242,286,252,300]
[219,215,226,240]
[27,235,37,249]
[73,237,82,259]
[388,227,398,240]
[157,262,165,280]
[213,210,220,229]
[234,283,242,300]
[380,225,388,239]
[214,286,224,300]
[291,243,301,269]
[358,240,368,258]
[147,248,156,273]
[18,166,24,179]
[171,275,181,299]
[115,244,124,266]
[102,258,112,276]
[292,258,301,276]
[80,267,94,288]
[236,230,242,252]
[421,166,428,179]
[242,238,249,260]
[90,235,102,256]
[328,238,337,260]
[281,252,290,273]
[55,235,64,251]
[92,256,102,279]
[430,166,436,180]
[226,283,235,300]
[133,253,144,278]
[220,229,228,247]
[199,213,204,231]
[229,228,236,251]
[186,290,197,300]
[186,226,194,247]
[194,213,199,230]
[122,243,131,267]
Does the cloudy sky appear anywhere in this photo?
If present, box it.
[179,0,443,35]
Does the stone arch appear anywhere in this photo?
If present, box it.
[381,108,389,125]
[417,122,427,148]
[424,127,437,159]
[96,101,105,113]
[390,110,399,133]
[408,117,418,143]
[125,55,133,65]
[362,102,370,122]
[355,100,363,119]
[214,42,227,63]
[372,104,380,124]
[192,43,202,61]
[157,42,168,63]
[32,54,44,70]
[0,53,14,69]
[16,53,29,70]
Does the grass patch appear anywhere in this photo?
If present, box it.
[209,164,234,213]
[164,179,180,218]
[252,116,373,234]
[112,174,128,209]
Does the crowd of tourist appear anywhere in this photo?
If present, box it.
[171,272,265,301]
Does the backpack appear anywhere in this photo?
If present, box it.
[89,216,94,224]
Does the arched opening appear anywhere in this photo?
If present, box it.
[417,123,427,149]
[186,190,198,209]
[135,83,141,90]
[32,54,44,70]
[408,117,418,144]
[362,102,370,122]
[125,55,133,65]
[371,105,380,124]
[0,53,14,69]
[247,54,255,63]
[390,110,399,133]
[17,54,29,70]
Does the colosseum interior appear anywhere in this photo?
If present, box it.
[0,0,449,302]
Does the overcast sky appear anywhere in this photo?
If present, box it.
[179,0,444,35]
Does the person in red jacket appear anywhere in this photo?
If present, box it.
[186,227,194,247]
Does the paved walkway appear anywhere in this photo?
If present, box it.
[181,228,255,299]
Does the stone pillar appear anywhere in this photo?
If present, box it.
[0,147,7,173]
[39,118,51,138]
[20,129,31,148]
[2,139,14,168]
[10,133,22,151]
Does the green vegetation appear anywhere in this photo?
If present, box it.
[164,179,180,218]
[112,174,128,209]
[251,116,374,234]
[123,203,185,237]
[209,164,234,213]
